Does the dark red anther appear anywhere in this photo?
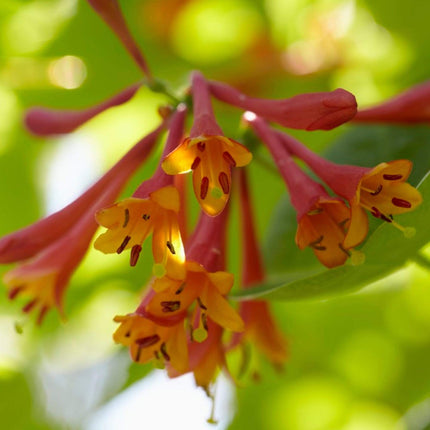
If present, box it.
[160,342,170,361]
[175,282,186,295]
[223,151,236,167]
[371,206,392,222]
[135,346,142,362]
[338,243,351,257]
[123,208,130,228]
[218,172,230,194]
[22,299,38,313]
[161,300,181,312]
[197,141,206,152]
[197,297,207,310]
[392,197,412,208]
[201,313,208,331]
[130,244,142,266]
[310,236,326,251]
[200,177,209,199]
[8,286,23,300]
[117,235,131,254]
[37,306,49,325]
[370,185,383,196]
[166,240,176,254]
[191,157,201,170]
[383,174,403,181]
[136,334,160,348]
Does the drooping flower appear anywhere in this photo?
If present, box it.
[94,106,187,280]
[230,169,287,369]
[25,83,141,136]
[209,80,357,130]
[245,113,360,268]
[162,71,252,216]
[86,0,152,79]
[113,305,188,372]
[273,129,423,244]
[1,122,166,322]
[354,81,430,124]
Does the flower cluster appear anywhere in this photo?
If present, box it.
[1,0,426,409]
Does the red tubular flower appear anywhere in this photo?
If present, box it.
[354,81,430,124]
[273,129,423,245]
[162,71,252,216]
[209,80,357,130]
[245,114,357,268]
[229,169,287,368]
[86,0,152,79]
[94,106,187,279]
[25,83,141,136]
[0,123,164,265]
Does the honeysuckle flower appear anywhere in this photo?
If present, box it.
[1,123,165,322]
[86,0,152,79]
[354,81,430,124]
[94,107,187,279]
[25,83,141,136]
[113,308,188,372]
[162,71,252,216]
[246,114,359,268]
[229,169,287,368]
[274,129,423,244]
[0,123,164,265]
[209,80,357,130]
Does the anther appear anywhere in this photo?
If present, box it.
[338,243,351,257]
[22,299,38,313]
[338,218,350,230]
[135,346,142,362]
[8,286,23,300]
[197,297,207,310]
[191,157,201,170]
[117,235,131,253]
[124,331,131,338]
[218,172,230,194]
[166,240,176,255]
[142,213,150,221]
[136,334,160,348]
[197,142,206,152]
[370,207,392,223]
[160,342,170,361]
[161,300,181,312]
[175,282,186,295]
[130,244,142,266]
[200,177,209,200]
[123,208,130,228]
[383,174,402,180]
[223,151,236,167]
[310,236,326,251]
[201,313,208,331]
[392,197,412,208]
[370,185,383,196]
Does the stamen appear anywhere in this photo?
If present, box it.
[175,282,186,295]
[8,285,23,300]
[191,157,201,170]
[135,346,142,362]
[223,151,236,167]
[310,236,326,251]
[201,313,208,331]
[160,342,170,361]
[142,213,150,221]
[392,197,412,208]
[117,235,131,253]
[136,334,160,348]
[22,299,38,313]
[197,141,206,152]
[338,218,350,230]
[307,208,323,215]
[130,244,142,266]
[370,185,383,196]
[123,208,130,228]
[166,240,176,254]
[161,300,181,312]
[200,177,209,200]
[383,174,402,180]
[370,207,392,223]
[338,243,351,257]
[197,297,208,310]
[218,172,230,194]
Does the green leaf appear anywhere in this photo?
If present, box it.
[232,170,430,302]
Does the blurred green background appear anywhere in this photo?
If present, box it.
[2,0,430,429]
